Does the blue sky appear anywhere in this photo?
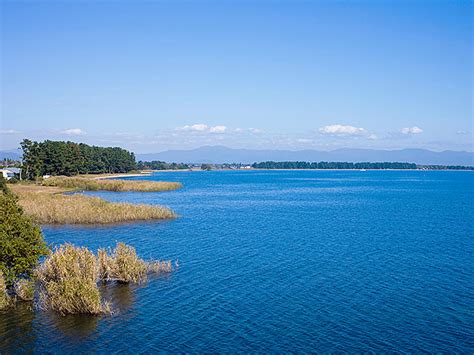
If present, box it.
[1,0,472,153]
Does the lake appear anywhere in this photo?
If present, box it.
[1,170,473,352]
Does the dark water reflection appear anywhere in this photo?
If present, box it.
[1,170,473,352]
[48,312,99,339]
[0,302,36,351]
[102,282,135,313]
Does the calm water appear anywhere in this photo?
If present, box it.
[1,170,473,352]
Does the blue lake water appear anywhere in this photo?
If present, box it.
[1,170,473,352]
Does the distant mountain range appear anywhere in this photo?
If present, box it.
[136,146,474,166]
[0,149,21,161]
[3,146,473,166]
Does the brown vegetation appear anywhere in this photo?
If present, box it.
[35,244,108,315]
[34,243,172,315]
[42,176,182,192]
[10,184,177,224]
[98,243,147,284]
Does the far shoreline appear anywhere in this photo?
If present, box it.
[124,168,474,173]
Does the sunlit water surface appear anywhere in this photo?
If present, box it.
[1,170,473,352]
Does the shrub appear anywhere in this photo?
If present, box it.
[0,185,49,286]
[36,244,108,315]
[7,177,19,184]
[0,176,8,194]
[0,270,10,310]
[14,279,35,301]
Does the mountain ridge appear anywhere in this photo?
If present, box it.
[136,146,474,166]
[3,146,473,166]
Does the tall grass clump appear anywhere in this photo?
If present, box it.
[98,243,147,283]
[36,244,108,315]
[42,176,182,192]
[98,243,173,284]
[0,270,10,310]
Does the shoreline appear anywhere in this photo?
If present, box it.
[134,168,474,172]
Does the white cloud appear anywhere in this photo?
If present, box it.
[209,125,227,133]
[178,123,209,132]
[367,134,378,140]
[319,124,366,136]
[401,126,423,134]
[0,129,20,135]
[177,124,227,133]
[176,124,260,135]
[60,128,86,136]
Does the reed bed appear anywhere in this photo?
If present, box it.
[12,187,176,224]
[35,244,108,315]
[35,243,172,315]
[2,243,173,315]
[42,176,182,192]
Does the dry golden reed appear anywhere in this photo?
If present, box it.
[13,188,176,224]
[2,242,173,315]
[35,244,108,315]
[42,176,182,192]
[98,243,172,284]
[98,243,147,284]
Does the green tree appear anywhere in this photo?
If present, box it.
[20,139,138,179]
[0,177,49,286]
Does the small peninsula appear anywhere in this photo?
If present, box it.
[7,139,182,225]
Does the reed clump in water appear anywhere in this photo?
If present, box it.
[34,243,172,315]
[0,270,11,310]
[35,244,108,315]
[12,186,176,224]
[13,279,35,301]
[98,243,172,283]
[42,176,182,192]
[98,243,147,283]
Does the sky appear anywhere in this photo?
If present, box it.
[1,0,472,153]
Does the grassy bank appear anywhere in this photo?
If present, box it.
[10,183,177,225]
[42,176,182,192]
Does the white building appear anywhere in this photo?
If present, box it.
[0,168,21,180]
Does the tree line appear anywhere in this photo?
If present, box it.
[417,165,474,170]
[20,139,136,179]
[252,161,418,169]
[136,160,190,170]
